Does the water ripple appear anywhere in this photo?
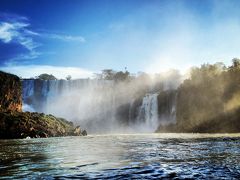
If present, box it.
[0,133,240,179]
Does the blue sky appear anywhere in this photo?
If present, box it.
[1,0,240,78]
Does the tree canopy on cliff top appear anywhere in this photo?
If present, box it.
[36,74,57,80]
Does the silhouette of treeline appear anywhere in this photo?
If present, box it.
[27,73,72,81]
[171,58,240,133]
[94,69,131,82]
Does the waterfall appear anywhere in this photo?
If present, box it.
[137,93,159,132]
[22,79,117,133]
[22,79,177,133]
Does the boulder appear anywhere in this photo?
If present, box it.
[73,126,82,136]
[82,130,87,136]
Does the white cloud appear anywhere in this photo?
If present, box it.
[0,20,41,65]
[0,22,14,42]
[0,20,85,51]
[0,13,85,65]
[43,33,85,42]
[4,52,42,66]
[0,21,40,50]
[0,65,94,79]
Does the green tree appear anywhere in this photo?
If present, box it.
[176,59,240,132]
[102,69,116,80]
[232,58,240,68]
[95,69,131,82]
[37,74,57,80]
[114,71,130,82]
[66,75,72,80]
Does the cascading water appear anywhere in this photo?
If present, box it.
[137,93,159,132]
[22,79,177,133]
[22,80,35,112]
[22,79,117,133]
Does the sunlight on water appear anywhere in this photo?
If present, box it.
[0,133,240,179]
[91,133,240,138]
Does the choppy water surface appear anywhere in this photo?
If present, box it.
[0,133,240,179]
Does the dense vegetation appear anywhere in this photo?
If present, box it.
[175,59,240,132]
[36,73,57,80]
[94,69,131,82]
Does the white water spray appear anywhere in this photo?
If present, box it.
[137,93,159,132]
[22,78,178,133]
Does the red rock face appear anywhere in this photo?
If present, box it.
[0,71,22,112]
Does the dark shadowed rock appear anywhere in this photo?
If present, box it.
[82,130,87,136]
[73,126,87,136]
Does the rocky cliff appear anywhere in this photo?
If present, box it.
[0,71,87,139]
[0,71,22,112]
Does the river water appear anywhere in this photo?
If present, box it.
[0,133,240,179]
